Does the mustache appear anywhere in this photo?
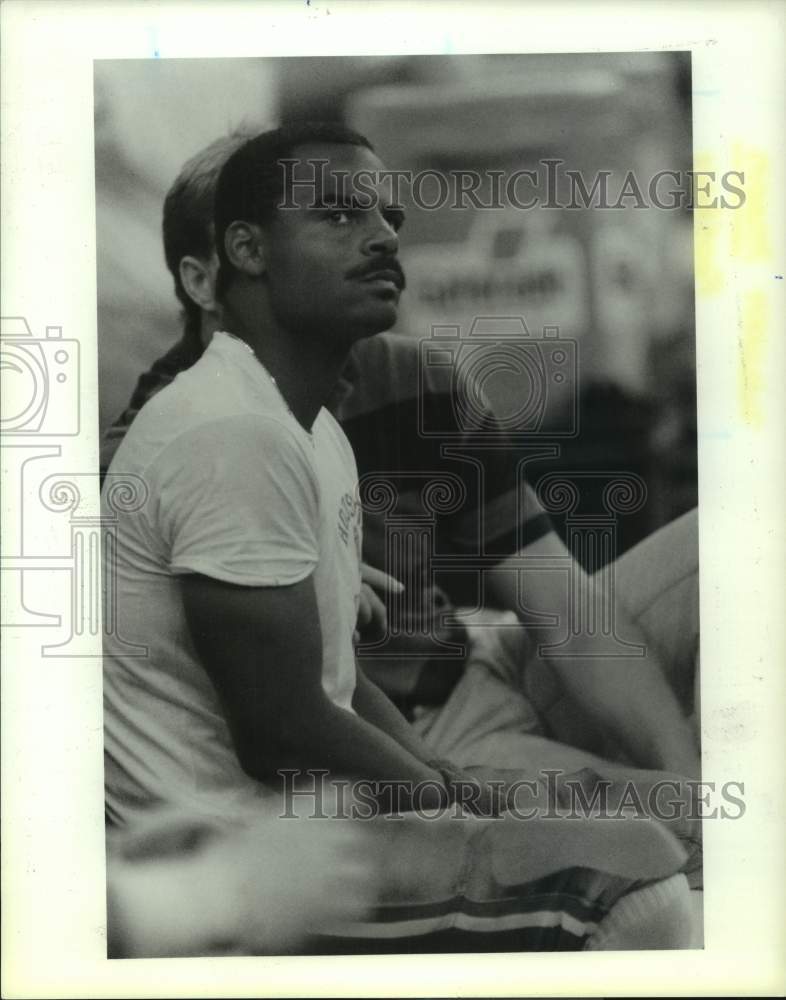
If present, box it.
[346,257,406,290]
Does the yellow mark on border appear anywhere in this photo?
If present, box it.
[694,153,724,296]
[737,290,767,428]
[694,146,771,296]
[731,144,771,262]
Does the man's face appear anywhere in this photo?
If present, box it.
[260,142,406,345]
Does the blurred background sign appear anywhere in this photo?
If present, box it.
[347,54,692,397]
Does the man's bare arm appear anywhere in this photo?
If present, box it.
[352,664,437,763]
[181,573,447,804]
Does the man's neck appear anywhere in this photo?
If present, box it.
[199,312,222,349]
[221,304,352,432]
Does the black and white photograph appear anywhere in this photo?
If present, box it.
[96,51,705,958]
[2,2,784,997]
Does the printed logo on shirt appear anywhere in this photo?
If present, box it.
[337,492,362,551]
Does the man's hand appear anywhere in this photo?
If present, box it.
[354,562,404,643]
[427,760,521,818]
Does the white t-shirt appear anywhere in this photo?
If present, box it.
[103,332,363,825]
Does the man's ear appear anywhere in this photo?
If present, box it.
[222,221,267,281]
[179,255,221,313]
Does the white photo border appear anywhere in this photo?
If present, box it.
[2,1,784,996]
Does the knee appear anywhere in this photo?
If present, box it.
[584,873,701,950]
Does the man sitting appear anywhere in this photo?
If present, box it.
[101,123,700,953]
[102,129,701,784]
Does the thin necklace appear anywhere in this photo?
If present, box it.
[222,330,314,439]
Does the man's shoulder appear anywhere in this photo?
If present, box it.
[119,352,225,443]
[314,407,358,468]
[108,357,301,482]
[135,335,276,424]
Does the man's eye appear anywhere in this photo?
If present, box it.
[327,209,352,225]
[384,209,405,233]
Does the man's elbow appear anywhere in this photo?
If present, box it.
[233,699,331,780]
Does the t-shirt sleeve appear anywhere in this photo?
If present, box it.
[151,413,319,586]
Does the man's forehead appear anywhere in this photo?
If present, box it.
[289,141,385,174]
[284,141,391,204]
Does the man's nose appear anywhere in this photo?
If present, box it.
[363,215,399,256]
